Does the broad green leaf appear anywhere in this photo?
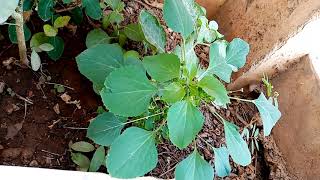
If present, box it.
[143,53,180,83]
[167,100,204,149]
[85,28,111,48]
[82,0,102,20]
[105,0,125,11]
[23,0,34,11]
[38,0,55,21]
[63,0,73,4]
[89,146,105,172]
[226,38,249,70]
[31,50,41,71]
[206,39,249,82]
[71,153,90,171]
[197,16,215,44]
[101,65,157,117]
[71,7,83,25]
[38,43,54,52]
[124,50,140,59]
[207,41,233,83]
[162,82,185,104]
[87,112,124,146]
[163,0,197,39]
[139,10,166,53]
[253,93,281,136]
[47,36,64,61]
[0,0,19,24]
[198,75,230,107]
[102,14,110,29]
[54,16,71,28]
[71,141,95,152]
[76,44,123,90]
[43,24,58,37]
[124,56,144,70]
[106,127,158,178]
[175,150,214,180]
[214,146,231,177]
[108,11,124,24]
[124,23,144,42]
[174,37,198,79]
[224,120,251,166]
[8,23,31,44]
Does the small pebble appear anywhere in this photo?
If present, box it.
[29,160,39,167]
[0,145,4,150]
[0,82,5,94]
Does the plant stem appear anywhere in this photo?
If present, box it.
[197,135,215,150]
[229,97,253,103]
[11,0,28,66]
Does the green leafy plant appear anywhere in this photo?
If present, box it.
[75,0,281,179]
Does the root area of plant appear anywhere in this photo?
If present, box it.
[0,1,290,179]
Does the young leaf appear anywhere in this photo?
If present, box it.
[143,53,180,83]
[43,24,58,37]
[38,0,55,21]
[38,43,54,52]
[214,146,231,177]
[71,153,90,171]
[253,93,281,136]
[175,150,214,180]
[226,38,250,70]
[124,23,144,42]
[70,141,95,152]
[174,37,198,79]
[54,16,71,29]
[30,32,50,52]
[0,0,19,24]
[139,10,166,53]
[31,50,41,71]
[89,146,105,172]
[106,127,158,178]
[47,36,64,61]
[87,112,125,146]
[85,28,111,48]
[76,44,123,90]
[198,75,230,107]
[163,0,197,39]
[224,120,251,166]
[208,20,218,31]
[108,11,124,24]
[8,23,31,44]
[167,100,204,149]
[162,82,186,104]
[82,0,102,20]
[101,65,158,117]
[197,16,215,44]
[207,41,233,83]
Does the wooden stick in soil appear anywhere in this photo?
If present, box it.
[11,0,28,66]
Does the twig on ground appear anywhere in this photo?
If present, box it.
[41,149,62,156]
[62,125,87,130]
[48,119,61,129]
[45,82,74,90]
[15,93,33,104]
[159,163,178,178]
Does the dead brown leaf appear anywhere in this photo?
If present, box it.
[5,121,24,140]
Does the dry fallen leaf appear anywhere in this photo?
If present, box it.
[53,103,60,114]
[60,92,71,103]
[5,121,24,140]
[60,93,81,109]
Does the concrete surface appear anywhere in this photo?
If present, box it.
[272,55,320,179]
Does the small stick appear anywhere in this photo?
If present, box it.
[15,93,33,104]
[45,82,74,90]
[41,150,61,156]
[159,164,178,178]
[62,126,87,130]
